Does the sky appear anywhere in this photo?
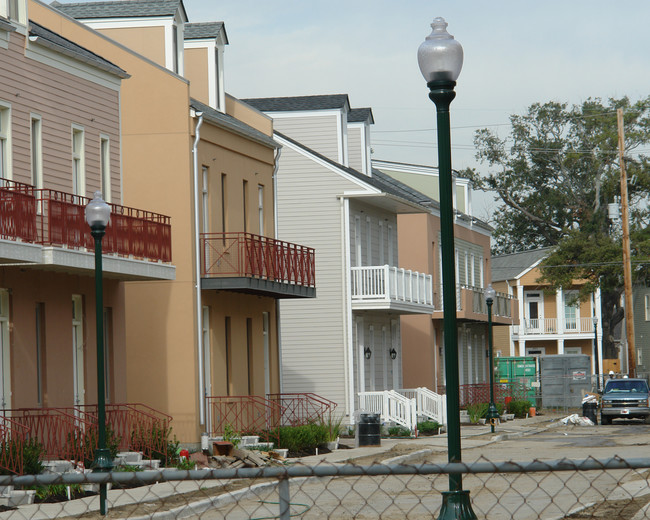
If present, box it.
[183,1,650,220]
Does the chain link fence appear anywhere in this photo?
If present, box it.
[2,455,650,519]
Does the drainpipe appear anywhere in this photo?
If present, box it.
[192,110,205,425]
[273,146,284,393]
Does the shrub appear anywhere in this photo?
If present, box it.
[0,438,45,476]
[508,400,533,418]
[319,414,344,442]
[417,420,441,435]
[222,424,241,448]
[276,424,328,454]
[387,425,411,437]
[130,420,174,464]
[466,403,489,423]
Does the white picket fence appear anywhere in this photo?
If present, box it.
[397,387,447,426]
[358,390,417,431]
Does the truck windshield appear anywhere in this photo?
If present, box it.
[604,380,649,393]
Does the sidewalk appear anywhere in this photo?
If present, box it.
[296,410,567,466]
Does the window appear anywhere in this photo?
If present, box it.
[258,185,264,235]
[100,136,111,202]
[365,217,371,266]
[378,222,384,265]
[645,294,650,321]
[103,308,112,403]
[71,126,85,196]
[29,115,43,190]
[72,295,84,407]
[387,225,394,266]
[246,318,253,395]
[4,0,21,22]
[354,216,361,267]
[564,291,579,330]
[221,174,227,234]
[242,180,248,233]
[35,302,46,407]
[172,24,179,74]
[224,316,232,395]
[201,166,209,233]
[0,104,10,180]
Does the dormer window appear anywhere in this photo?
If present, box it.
[1,0,25,25]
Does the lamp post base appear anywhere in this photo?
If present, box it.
[486,403,500,433]
[438,490,477,520]
[93,448,113,515]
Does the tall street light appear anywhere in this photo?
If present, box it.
[418,17,477,520]
[592,316,600,392]
[484,285,500,433]
[85,191,112,516]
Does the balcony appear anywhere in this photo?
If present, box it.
[513,317,596,337]
[432,284,516,324]
[0,179,174,280]
[200,232,316,298]
[350,265,433,314]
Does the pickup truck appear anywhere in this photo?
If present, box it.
[600,378,650,425]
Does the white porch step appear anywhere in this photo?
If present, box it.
[113,451,143,466]
[0,490,36,507]
[42,460,75,473]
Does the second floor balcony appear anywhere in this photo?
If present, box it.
[432,284,516,324]
[351,265,433,314]
[200,232,316,299]
[513,317,596,337]
[0,179,174,280]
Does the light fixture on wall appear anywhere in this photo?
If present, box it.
[389,348,397,360]
[364,347,372,359]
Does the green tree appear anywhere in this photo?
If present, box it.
[465,97,650,357]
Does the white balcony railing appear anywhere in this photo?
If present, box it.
[358,390,417,431]
[351,265,433,312]
[513,317,596,336]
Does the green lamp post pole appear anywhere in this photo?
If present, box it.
[418,17,476,520]
[484,285,500,433]
[85,192,112,516]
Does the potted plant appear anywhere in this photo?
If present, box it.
[320,414,344,450]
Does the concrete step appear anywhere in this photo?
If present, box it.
[113,451,144,466]
[42,460,75,473]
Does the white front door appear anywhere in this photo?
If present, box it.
[72,295,84,408]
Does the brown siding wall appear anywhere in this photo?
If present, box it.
[0,32,121,200]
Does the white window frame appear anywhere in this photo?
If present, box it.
[0,103,11,180]
[31,114,43,190]
[0,289,11,409]
[71,125,85,196]
[645,294,650,321]
[365,217,371,266]
[563,290,580,331]
[354,216,362,267]
[72,294,84,407]
[565,346,582,355]
[387,224,394,266]
[378,221,384,265]
[1,0,25,24]
[202,166,209,233]
[100,135,111,202]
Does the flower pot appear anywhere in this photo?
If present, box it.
[326,437,339,450]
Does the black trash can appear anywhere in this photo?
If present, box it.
[582,401,598,425]
[357,413,381,447]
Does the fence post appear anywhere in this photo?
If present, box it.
[278,475,290,520]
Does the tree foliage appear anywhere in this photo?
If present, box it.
[465,96,650,356]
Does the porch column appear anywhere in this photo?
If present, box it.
[558,338,565,355]
[519,339,526,357]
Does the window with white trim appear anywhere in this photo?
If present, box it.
[365,217,371,266]
[100,136,111,202]
[0,104,11,180]
[387,225,394,266]
[1,0,24,23]
[202,166,209,233]
[645,294,650,321]
[258,185,264,235]
[0,289,10,409]
[71,126,85,196]
[378,222,384,265]
[31,115,43,190]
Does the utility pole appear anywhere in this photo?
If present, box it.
[618,108,636,377]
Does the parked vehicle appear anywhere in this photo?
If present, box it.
[600,378,650,425]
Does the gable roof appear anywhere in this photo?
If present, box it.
[348,107,374,124]
[243,94,350,113]
[51,0,187,20]
[29,21,129,78]
[184,22,228,43]
[491,247,554,282]
[190,99,277,150]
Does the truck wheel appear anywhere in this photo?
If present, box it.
[601,415,611,425]
[645,415,650,425]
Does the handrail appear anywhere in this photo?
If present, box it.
[358,390,417,431]
[398,387,447,426]
[266,393,337,426]
[0,413,29,475]
[0,178,37,242]
[351,265,433,307]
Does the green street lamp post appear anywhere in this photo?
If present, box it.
[418,17,477,520]
[484,285,500,433]
[85,191,112,516]
[592,316,600,392]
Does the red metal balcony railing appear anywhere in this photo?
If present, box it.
[0,414,29,475]
[201,232,315,288]
[0,178,37,242]
[38,190,172,263]
[266,393,337,426]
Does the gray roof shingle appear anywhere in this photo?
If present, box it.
[348,107,374,124]
[243,94,350,113]
[51,0,184,19]
[29,21,128,78]
[185,22,227,43]
[190,99,277,150]
[491,247,554,282]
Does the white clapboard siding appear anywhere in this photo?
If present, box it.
[273,115,341,164]
[347,125,363,173]
[277,142,368,415]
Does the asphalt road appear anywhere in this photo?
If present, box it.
[197,421,650,519]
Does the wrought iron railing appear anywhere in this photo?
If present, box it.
[0,413,28,475]
[206,395,284,439]
[266,393,337,426]
[0,178,37,242]
[201,232,315,288]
